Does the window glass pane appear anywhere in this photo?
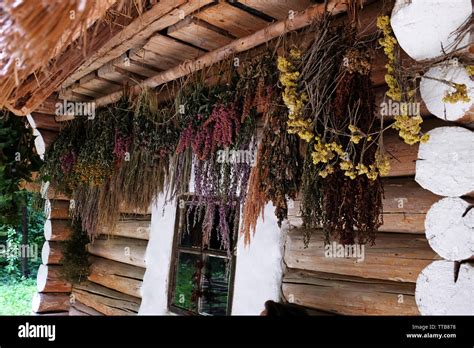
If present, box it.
[180,205,204,249]
[180,204,237,252]
[172,252,201,312]
[199,256,231,316]
[208,206,237,252]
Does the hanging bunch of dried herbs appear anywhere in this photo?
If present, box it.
[240,52,302,244]
[176,81,256,256]
[283,9,385,245]
[116,89,179,212]
[60,219,90,284]
[42,118,85,194]
[71,107,116,235]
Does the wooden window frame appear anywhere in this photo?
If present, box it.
[167,194,237,316]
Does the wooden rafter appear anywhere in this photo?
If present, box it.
[61,0,214,88]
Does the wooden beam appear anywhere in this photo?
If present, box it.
[287,177,442,234]
[101,219,151,240]
[87,236,147,268]
[93,0,351,107]
[283,268,419,315]
[61,0,213,88]
[37,265,72,293]
[284,229,439,283]
[32,293,70,313]
[44,219,73,242]
[88,256,145,298]
[195,2,270,37]
[41,241,64,265]
[168,17,234,51]
[72,280,140,315]
[237,0,313,20]
[69,300,104,316]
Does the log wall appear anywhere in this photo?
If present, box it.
[69,213,151,316]
[33,196,72,316]
[31,188,150,316]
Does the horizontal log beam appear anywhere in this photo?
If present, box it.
[101,219,151,240]
[37,265,72,293]
[72,280,140,316]
[44,199,70,220]
[32,292,70,313]
[283,268,419,315]
[41,241,64,265]
[284,228,439,283]
[69,300,104,316]
[88,256,145,298]
[87,236,147,268]
[288,177,441,233]
[44,219,73,242]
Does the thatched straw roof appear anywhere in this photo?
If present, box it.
[0,0,115,109]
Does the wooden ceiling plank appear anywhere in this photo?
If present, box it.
[61,0,187,88]
[58,88,93,102]
[79,72,120,94]
[195,2,270,37]
[129,48,179,71]
[144,34,205,61]
[237,0,312,20]
[71,84,107,99]
[168,17,233,51]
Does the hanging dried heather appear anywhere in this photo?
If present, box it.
[176,82,256,256]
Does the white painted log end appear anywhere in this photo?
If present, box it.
[44,219,52,241]
[33,129,46,160]
[415,126,474,197]
[36,264,48,292]
[41,241,50,265]
[416,260,474,315]
[420,62,474,122]
[391,0,472,61]
[44,198,52,220]
[425,197,474,261]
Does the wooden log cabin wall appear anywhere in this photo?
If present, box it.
[29,184,151,316]
[6,0,471,315]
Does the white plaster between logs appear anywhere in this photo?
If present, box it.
[420,62,474,121]
[415,127,474,197]
[391,0,472,61]
[425,197,474,261]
